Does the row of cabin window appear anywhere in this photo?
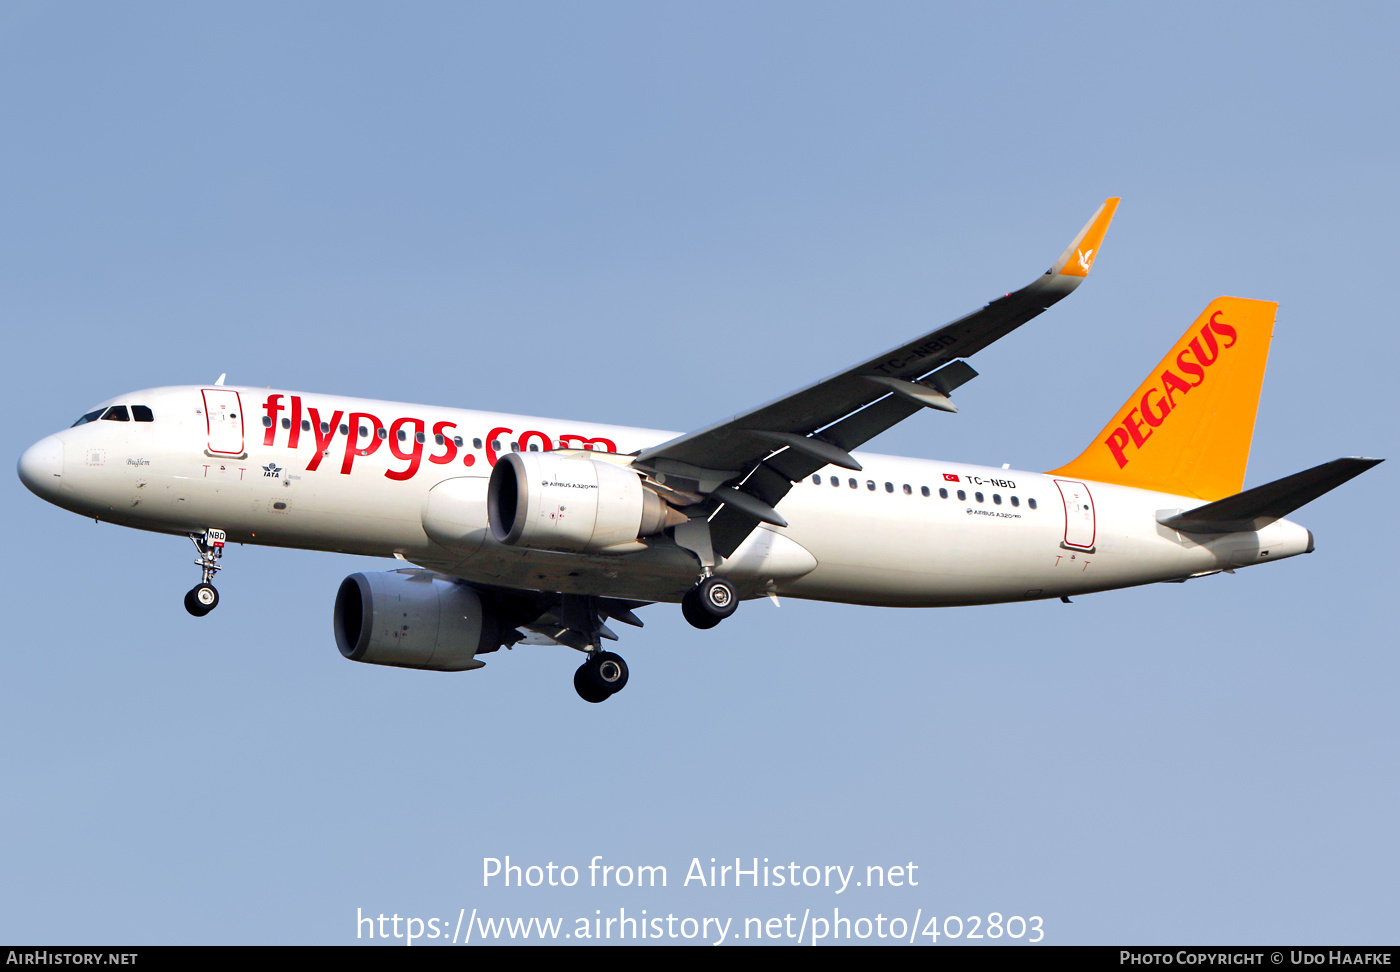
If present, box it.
[260,414,562,453]
[810,474,1037,509]
[71,405,155,426]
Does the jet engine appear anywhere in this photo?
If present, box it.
[333,569,510,672]
[487,452,686,554]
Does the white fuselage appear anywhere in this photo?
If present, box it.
[19,384,1314,606]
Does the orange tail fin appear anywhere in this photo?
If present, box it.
[1049,297,1276,500]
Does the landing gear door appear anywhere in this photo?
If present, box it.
[202,389,246,457]
[1054,479,1096,552]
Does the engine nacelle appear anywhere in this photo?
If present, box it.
[487,452,685,554]
[333,570,504,672]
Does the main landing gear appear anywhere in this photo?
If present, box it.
[555,593,634,704]
[574,651,630,704]
[565,574,737,701]
[184,529,226,617]
[681,574,738,630]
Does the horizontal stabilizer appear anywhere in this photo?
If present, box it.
[1158,457,1383,534]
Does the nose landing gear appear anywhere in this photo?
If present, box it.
[184,529,226,617]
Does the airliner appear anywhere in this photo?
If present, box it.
[16,199,1380,702]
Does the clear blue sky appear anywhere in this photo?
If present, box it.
[2,1,1394,945]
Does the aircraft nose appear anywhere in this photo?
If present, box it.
[17,435,64,498]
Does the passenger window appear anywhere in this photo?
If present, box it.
[885,482,894,493]
[957,490,966,501]
[528,443,539,451]
[866,481,875,491]
[261,415,272,427]
[830,476,839,487]
[812,475,821,485]
[303,420,311,432]
[397,429,406,441]
[454,436,464,448]
[280,417,290,429]
[71,409,104,427]
[473,438,483,449]
[435,434,445,445]
[1011,496,1020,507]
[132,406,154,422]
[359,425,369,437]
[848,478,857,489]
[939,488,948,499]
[921,486,930,497]
[975,492,984,503]
[993,494,1002,505]
[102,406,130,422]
[491,440,502,451]
[339,424,348,435]
[903,484,912,495]
[377,428,387,439]
[1028,498,1038,509]
[510,441,519,452]
[321,422,329,434]
[416,432,426,444]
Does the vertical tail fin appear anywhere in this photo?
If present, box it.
[1049,297,1276,500]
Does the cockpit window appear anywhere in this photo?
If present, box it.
[102,406,130,422]
[71,409,105,427]
[132,405,154,422]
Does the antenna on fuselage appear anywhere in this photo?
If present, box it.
[214,374,226,386]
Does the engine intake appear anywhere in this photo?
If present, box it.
[487,452,685,554]
[333,570,507,672]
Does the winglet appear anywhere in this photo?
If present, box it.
[1049,197,1120,278]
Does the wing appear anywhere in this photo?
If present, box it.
[634,198,1121,558]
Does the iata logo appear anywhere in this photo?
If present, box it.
[1103,311,1238,469]
[1077,248,1095,273]
[262,461,282,478]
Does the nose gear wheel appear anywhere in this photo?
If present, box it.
[184,529,226,617]
[184,583,219,617]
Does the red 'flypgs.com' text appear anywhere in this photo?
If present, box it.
[260,394,617,481]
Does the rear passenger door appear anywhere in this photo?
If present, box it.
[1054,479,1096,551]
